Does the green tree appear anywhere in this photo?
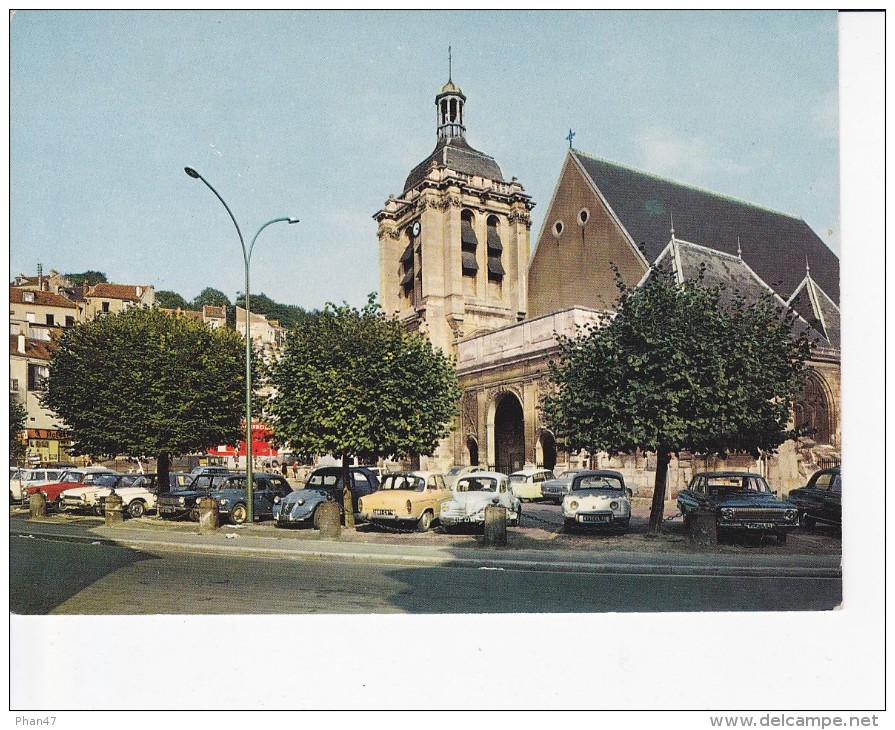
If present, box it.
[541,265,813,534]
[66,270,108,286]
[155,290,190,310]
[192,287,231,310]
[9,399,27,463]
[266,295,461,527]
[42,307,249,492]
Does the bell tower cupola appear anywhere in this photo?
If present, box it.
[436,79,466,141]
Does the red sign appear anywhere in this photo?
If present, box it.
[208,423,279,458]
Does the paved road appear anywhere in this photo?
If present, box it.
[11,529,841,614]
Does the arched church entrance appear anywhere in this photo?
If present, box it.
[466,435,480,466]
[494,392,525,474]
[536,430,557,471]
[794,373,833,445]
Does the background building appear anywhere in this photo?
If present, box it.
[378,82,841,493]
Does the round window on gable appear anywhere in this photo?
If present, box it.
[577,208,590,226]
[552,220,565,238]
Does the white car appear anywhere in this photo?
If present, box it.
[59,473,141,514]
[443,465,482,489]
[561,470,631,532]
[440,471,522,530]
[10,467,67,502]
[95,472,193,518]
[509,467,556,501]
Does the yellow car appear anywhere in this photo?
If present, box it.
[358,471,450,531]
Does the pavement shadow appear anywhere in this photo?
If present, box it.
[10,533,159,614]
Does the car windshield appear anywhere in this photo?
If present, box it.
[705,475,770,495]
[307,473,339,488]
[61,472,84,483]
[509,474,530,483]
[456,476,500,492]
[382,475,425,491]
[574,475,625,491]
[556,471,581,482]
[93,475,120,487]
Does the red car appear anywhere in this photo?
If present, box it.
[23,466,116,507]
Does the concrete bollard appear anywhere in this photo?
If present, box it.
[105,493,125,526]
[316,501,341,539]
[689,509,718,548]
[29,491,47,519]
[198,496,219,533]
[483,504,508,547]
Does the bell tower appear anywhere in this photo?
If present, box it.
[375,74,535,357]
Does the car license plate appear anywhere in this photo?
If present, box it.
[743,522,776,529]
[579,514,610,523]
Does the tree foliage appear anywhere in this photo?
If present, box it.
[267,295,461,461]
[235,292,317,330]
[542,265,813,532]
[9,399,27,461]
[66,270,108,286]
[192,287,231,310]
[155,290,190,310]
[43,307,248,471]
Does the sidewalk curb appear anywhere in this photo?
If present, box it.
[11,525,842,579]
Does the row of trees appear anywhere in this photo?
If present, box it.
[156,287,317,330]
[39,267,813,533]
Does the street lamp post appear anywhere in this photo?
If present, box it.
[185,166,298,523]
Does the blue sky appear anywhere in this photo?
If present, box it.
[9,10,839,310]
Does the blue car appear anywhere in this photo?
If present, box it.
[677,471,798,544]
[274,466,380,528]
[205,472,293,524]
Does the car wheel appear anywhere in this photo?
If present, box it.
[512,505,521,527]
[682,510,691,529]
[312,505,322,530]
[230,503,248,525]
[128,500,146,519]
[417,510,433,532]
[776,530,788,545]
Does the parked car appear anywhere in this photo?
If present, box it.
[189,465,231,477]
[439,471,521,530]
[677,471,798,544]
[358,471,450,531]
[204,472,293,524]
[561,470,631,532]
[23,466,116,507]
[509,467,556,501]
[157,472,240,520]
[95,472,192,518]
[787,466,841,529]
[59,473,143,514]
[10,467,67,503]
[274,466,380,528]
[444,465,482,489]
[541,469,586,504]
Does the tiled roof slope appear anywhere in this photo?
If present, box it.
[87,283,146,300]
[572,150,839,303]
[404,136,504,193]
[787,276,840,348]
[650,240,828,346]
[10,288,78,309]
[10,335,55,360]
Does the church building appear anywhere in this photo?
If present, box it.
[375,76,841,494]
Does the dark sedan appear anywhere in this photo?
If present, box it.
[157,471,239,520]
[787,466,841,529]
[677,471,799,544]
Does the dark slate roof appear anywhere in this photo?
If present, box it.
[650,240,828,346]
[787,276,841,348]
[404,136,504,193]
[572,150,839,303]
